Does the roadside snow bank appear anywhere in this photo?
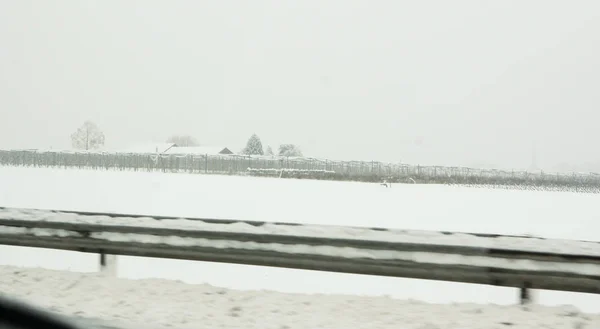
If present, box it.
[1,266,598,329]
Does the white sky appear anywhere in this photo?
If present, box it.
[0,1,598,170]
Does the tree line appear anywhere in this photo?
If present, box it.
[70,121,303,157]
[240,133,303,157]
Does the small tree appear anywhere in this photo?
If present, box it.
[278,144,303,157]
[71,121,105,150]
[242,134,264,155]
[265,146,274,156]
[166,135,199,147]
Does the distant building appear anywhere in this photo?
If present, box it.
[166,146,234,155]
[116,143,233,156]
[118,143,176,154]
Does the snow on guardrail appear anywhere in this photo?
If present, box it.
[1,207,599,257]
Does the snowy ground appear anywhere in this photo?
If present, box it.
[2,265,599,329]
[1,166,600,318]
[1,167,597,238]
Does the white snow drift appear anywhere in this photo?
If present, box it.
[1,266,598,329]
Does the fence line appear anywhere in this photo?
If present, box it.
[1,150,599,191]
[2,207,600,304]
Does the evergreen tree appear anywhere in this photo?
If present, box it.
[265,146,274,156]
[242,134,264,155]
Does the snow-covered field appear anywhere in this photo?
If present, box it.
[2,265,599,329]
[1,166,600,326]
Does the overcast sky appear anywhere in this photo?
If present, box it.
[0,1,598,170]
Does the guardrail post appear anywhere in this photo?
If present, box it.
[99,252,117,277]
[520,282,533,305]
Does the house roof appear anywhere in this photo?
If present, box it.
[114,143,233,155]
[165,146,233,155]
[119,143,176,154]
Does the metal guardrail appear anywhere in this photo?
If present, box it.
[1,207,599,304]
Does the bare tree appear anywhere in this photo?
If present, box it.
[278,144,303,157]
[71,121,105,150]
[166,135,199,147]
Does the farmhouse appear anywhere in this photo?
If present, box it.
[165,146,234,155]
[119,143,176,154]
[117,143,233,155]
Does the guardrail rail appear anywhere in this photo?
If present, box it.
[1,207,599,304]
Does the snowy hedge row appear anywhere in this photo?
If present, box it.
[247,168,337,179]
